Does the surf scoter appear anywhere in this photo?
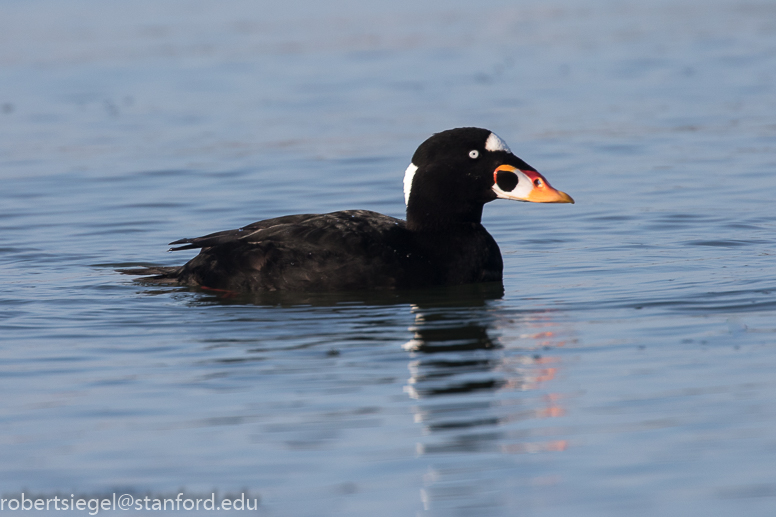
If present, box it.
[123,127,573,292]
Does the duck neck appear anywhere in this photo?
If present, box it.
[405,201,484,232]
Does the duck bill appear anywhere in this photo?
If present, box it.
[492,165,574,204]
[526,183,575,203]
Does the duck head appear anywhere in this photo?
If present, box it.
[404,127,573,231]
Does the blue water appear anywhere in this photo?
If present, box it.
[2,0,776,515]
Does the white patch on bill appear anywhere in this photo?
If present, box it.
[485,132,512,153]
[492,169,534,201]
[403,163,418,206]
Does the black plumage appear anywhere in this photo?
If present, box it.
[122,127,573,292]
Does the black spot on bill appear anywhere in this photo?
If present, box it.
[496,170,519,192]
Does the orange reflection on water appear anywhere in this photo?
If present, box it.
[501,439,568,454]
[493,312,569,454]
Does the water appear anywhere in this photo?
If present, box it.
[2,0,776,515]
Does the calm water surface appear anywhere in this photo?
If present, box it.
[2,0,776,515]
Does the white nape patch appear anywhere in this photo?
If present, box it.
[485,132,512,153]
[403,163,418,206]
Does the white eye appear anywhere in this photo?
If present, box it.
[469,150,479,159]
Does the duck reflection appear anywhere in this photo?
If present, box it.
[131,280,568,514]
[403,293,570,514]
[403,295,569,455]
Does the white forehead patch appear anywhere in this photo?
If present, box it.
[485,132,512,153]
[403,163,418,206]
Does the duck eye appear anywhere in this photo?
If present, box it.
[469,150,479,159]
